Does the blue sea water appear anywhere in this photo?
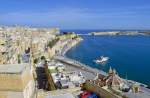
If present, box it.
[62,30,150,85]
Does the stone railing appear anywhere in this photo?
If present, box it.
[82,81,123,98]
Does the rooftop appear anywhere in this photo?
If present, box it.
[0,63,28,74]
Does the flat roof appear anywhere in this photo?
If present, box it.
[0,63,28,74]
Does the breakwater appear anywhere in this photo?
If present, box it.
[89,31,150,36]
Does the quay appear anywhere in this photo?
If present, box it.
[54,55,107,76]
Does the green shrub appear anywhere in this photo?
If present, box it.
[47,38,59,48]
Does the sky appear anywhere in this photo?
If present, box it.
[0,0,150,30]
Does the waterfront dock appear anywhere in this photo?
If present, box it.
[54,55,107,76]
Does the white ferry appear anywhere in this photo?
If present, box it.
[94,56,109,64]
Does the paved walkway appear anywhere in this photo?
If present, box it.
[54,56,107,78]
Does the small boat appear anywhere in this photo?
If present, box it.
[94,56,109,64]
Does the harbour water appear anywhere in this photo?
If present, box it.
[63,30,150,85]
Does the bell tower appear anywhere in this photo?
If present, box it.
[108,66,113,75]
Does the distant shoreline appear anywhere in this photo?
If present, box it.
[89,31,150,36]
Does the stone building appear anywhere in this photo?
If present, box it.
[0,64,35,98]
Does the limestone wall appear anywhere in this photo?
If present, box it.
[21,66,34,89]
[83,81,122,98]
[0,74,23,91]
[21,66,35,98]
[0,91,23,98]
[0,65,35,98]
